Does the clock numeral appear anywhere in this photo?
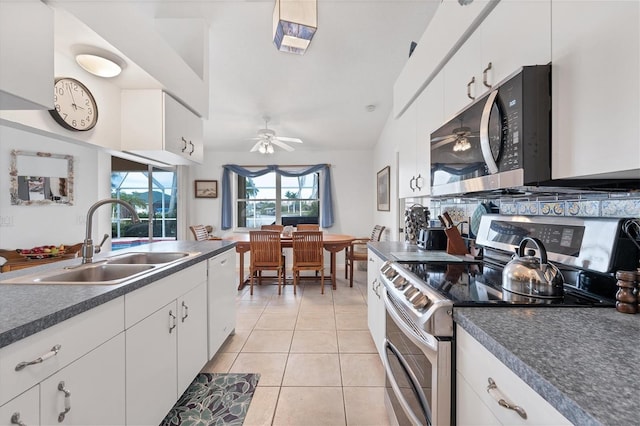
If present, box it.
[55,104,60,112]
[72,120,77,127]
[81,120,86,127]
[85,99,90,106]
[62,113,68,120]
[57,87,64,96]
[87,108,92,115]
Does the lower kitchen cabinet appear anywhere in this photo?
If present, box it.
[456,325,571,425]
[207,249,237,358]
[367,249,385,358]
[40,334,125,425]
[124,262,208,425]
[0,386,39,426]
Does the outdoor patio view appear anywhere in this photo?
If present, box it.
[237,172,319,228]
[111,167,178,249]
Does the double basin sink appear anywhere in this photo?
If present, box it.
[0,251,199,286]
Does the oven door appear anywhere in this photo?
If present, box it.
[383,293,451,426]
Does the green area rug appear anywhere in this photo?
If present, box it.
[161,373,260,426]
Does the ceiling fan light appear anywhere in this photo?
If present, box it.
[266,143,275,154]
[75,53,123,78]
[259,143,267,154]
[273,0,317,55]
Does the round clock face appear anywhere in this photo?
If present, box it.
[49,78,98,131]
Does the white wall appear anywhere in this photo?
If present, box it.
[187,148,375,241]
[0,125,111,249]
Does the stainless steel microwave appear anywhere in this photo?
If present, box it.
[430,65,551,197]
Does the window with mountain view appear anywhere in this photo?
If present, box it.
[237,171,320,228]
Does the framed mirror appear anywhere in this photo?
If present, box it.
[10,150,74,206]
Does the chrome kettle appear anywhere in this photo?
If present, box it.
[502,237,564,299]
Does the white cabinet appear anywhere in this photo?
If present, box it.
[40,334,125,425]
[124,262,208,425]
[456,325,571,425]
[399,73,443,198]
[207,249,237,359]
[443,0,551,120]
[551,0,640,179]
[0,386,39,426]
[177,282,208,394]
[121,90,204,165]
[0,0,53,110]
[366,250,385,358]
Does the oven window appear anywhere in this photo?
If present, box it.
[385,311,433,425]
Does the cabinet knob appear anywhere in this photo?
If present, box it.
[467,76,476,100]
[483,62,493,88]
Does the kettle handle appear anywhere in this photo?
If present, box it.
[517,237,548,265]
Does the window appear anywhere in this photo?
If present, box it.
[111,157,178,250]
[237,171,320,229]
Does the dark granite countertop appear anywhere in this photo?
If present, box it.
[367,241,640,426]
[0,240,236,349]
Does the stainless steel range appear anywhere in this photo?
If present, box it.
[379,214,639,426]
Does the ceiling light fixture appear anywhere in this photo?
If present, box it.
[75,52,124,78]
[273,0,317,55]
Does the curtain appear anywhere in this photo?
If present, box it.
[221,164,333,230]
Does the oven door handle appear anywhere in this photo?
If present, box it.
[382,339,432,426]
[479,89,500,175]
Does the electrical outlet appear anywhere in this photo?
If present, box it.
[0,216,14,227]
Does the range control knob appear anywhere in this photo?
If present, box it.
[404,285,419,301]
[392,275,408,289]
[411,293,430,310]
[383,267,397,280]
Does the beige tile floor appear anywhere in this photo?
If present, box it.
[201,267,391,426]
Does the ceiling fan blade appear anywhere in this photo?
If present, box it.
[431,135,455,143]
[275,136,303,143]
[431,136,458,149]
[271,139,295,151]
[250,141,263,152]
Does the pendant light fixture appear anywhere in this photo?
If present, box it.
[273,0,317,55]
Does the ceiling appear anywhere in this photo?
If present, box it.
[55,1,440,153]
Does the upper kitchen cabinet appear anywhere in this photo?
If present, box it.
[551,1,640,179]
[121,90,204,165]
[393,0,498,118]
[0,1,53,110]
[443,0,551,120]
[399,72,444,198]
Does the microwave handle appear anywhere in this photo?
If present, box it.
[479,89,500,174]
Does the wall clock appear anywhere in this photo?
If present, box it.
[49,77,98,131]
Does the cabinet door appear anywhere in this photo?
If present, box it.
[40,334,125,425]
[397,101,418,198]
[177,281,208,395]
[126,302,178,425]
[551,1,640,179]
[366,250,385,358]
[456,371,501,426]
[208,250,237,358]
[164,93,188,158]
[414,72,444,197]
[443,30,482,120]
[0,386,39,426]
[481,0,550,89]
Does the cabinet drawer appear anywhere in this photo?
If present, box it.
[456,326,571,425]
[125,262,207,328]
[0,385,39,426]
[0,297,124,406]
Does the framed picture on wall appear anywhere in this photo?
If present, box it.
[194,180,218,198]
[377,166,390,211]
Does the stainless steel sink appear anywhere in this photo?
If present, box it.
[105,252,192,265]
[0,263,156,285]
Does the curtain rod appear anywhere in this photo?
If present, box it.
[238,164,331,168]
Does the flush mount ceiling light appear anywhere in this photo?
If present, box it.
[273,0,317,55]
[75,53,124,78]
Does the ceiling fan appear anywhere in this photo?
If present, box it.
[431,126,478,152]
[249,117,303,154]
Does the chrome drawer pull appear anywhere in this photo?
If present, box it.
[181,137,188,152]
[467,76,476,100]
[15,344,62,371]
[181,301,189,322]
[11,412,27,426]
[57,381,71,422]
[169,310,177,333]
[487,377,527,419]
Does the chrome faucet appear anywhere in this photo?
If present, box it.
[81,199,140,264]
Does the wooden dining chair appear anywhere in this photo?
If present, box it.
[345,225,385,287]
[292,231,325,294]
[296,224,319,231]
[249,231,284,295]
[189,225,209,241]
[261,224,284,232]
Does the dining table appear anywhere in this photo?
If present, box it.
[223,233,355,291]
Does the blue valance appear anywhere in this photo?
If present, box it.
[221,164,333,230]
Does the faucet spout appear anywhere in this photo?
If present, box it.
[82,199,140,264]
